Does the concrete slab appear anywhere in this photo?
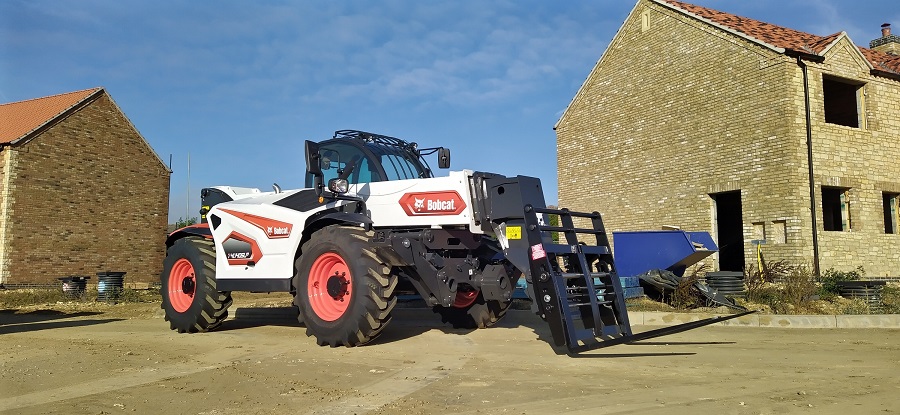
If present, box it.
[756,314,837,328]
[719,313,760,327]
[836,314,900,328]
[640,311,717,326]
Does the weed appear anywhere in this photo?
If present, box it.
[840,298,871,315]
[746,260,791,303]
[742,262,817,313]
[881,284,900,314]
[671,264,708,310]
[780,264,817,310]
[747,285,782,311]
[817,266,864,298]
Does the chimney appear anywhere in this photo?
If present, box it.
[870,23,899,55]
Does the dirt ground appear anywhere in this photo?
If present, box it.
[1,294,898,415]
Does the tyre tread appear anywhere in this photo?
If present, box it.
[293,226,398,347]
[161,237,232,333]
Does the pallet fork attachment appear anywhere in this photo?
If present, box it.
[520,205,753,354]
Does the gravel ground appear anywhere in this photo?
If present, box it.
[1,294,898,415]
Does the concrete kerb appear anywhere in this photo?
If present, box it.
[631,311,900,329]
[200,306,900,329]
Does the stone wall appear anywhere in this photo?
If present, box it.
[807,37,900,275]
[556,0,900,276]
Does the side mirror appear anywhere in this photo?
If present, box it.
[305,140,322,176]
[305,140,324,195]
[437,147,450,169]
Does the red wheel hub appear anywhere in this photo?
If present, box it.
[452,289,479,308]
[308,252,352,321]
[168,258,196,313]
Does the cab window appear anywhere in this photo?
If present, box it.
[306,143,382,187]
[369,144,428,180]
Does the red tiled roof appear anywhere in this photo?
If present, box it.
[0,87,103,144]
[860,47,900,75]
[658,0,900,77]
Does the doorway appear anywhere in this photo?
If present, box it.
[711,191,745,271]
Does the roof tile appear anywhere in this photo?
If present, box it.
[0,87,102,144]
[859,47,900,74]
[659,0,899,77]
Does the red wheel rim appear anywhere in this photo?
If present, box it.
[308,252,352,322]
[453,289,479,308]
[168,258,196,313]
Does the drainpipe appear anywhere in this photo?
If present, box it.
[786,49,825,277]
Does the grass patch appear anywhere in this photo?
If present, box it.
[0,288,68,307]
[0,286,160,308]
[625,297,676,312]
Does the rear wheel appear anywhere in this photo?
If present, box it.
[293,225,398,347]
[160,237,232,333]
[433,287,511,329]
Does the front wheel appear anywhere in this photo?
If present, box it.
[293,226,398,347]
[160,237,232,333]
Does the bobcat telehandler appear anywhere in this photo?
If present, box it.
[161,130,750,354]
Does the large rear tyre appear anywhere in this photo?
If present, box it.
[160,237,233,333]
[433,288,511,329]
[293,225,398,347]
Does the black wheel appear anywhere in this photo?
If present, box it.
[433,287,511,329]
[160,237,233,333]
[293,225,398,347]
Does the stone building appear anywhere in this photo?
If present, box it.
[0,88,171,285]
[555,0,900,275]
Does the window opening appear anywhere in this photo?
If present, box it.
[883,192,899,234]
[822,76,863,128]
[822,187,850,231]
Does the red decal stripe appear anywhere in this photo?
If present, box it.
[220,209,293,239]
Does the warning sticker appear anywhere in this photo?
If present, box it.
[530,243,547,260]
[507,226,522,240]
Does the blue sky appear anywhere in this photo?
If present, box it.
[1,0,897,222]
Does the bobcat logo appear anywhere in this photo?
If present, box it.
[399,191,466,216]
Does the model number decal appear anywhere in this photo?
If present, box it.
[398,191,467,216]
[222,232,262,265]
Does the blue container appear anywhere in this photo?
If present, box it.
[612,230,718,278]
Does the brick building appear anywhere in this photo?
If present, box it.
[556,0,900,275]
[0,88,171,285]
